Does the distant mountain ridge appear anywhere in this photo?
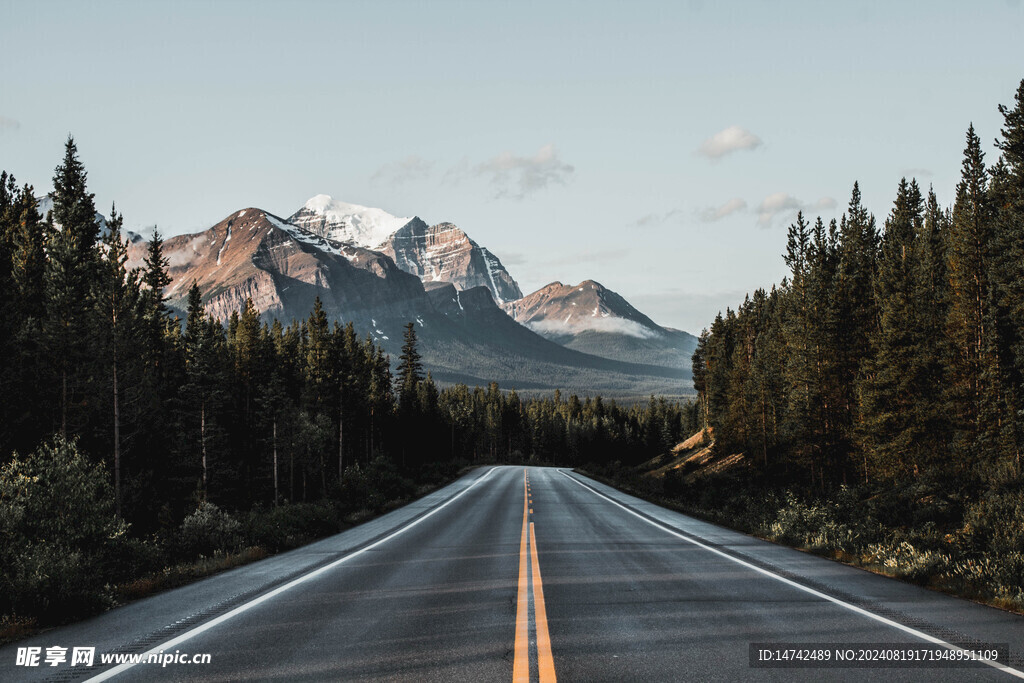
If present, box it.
[125,206,693,399]
[504,280,661,339]
[287,195,521,304]
[379,219,522,304]
[504,280,698,370]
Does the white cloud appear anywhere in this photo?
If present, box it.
[699,197,747,222]
[473,144,574,199]
[757,193,801,226]
[757,193,837,227]
[631,209,684,227]
[371,155,434,184]
[0,116,20,132]
[697,125,762,159]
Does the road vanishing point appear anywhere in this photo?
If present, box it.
[2,466,1024,682]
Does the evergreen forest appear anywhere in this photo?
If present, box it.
[0,145,690,628]
[673,79,1024,609]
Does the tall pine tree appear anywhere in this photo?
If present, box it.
[44,137,100,437]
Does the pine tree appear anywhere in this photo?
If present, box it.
[303,297,332,410]
[332,321,357,479]
[51,136,100,262]
[989,78,1024,474]
[860,178,931,479]
[834,183,879,483]
[177,281,228,500]
[946,125,999,471]
[396,321,424,414]
[367,342,393,460]
[142,229,171,309]
[0,177,48,455]
[690,329,710,434]
[92,205,145,516]
[256,336,291,507]
[9,182,46,319]
[0,174,18,455]
[748,286,785,466]
[44,138,101,437]
[230,298,267,496]
[781,212,818,479]
[914,187,954,473]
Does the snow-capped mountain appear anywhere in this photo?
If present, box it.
[126,209,691,399]
[505,280,662,339]
[127,208,426,325]
[288,194,522,304]
[379,219,523,304]
[504,280,698,370]
[287,194,414,249]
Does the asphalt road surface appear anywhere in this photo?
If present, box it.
[3,466,1024,682]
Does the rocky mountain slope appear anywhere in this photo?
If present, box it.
[379,219,522,303]
[128,208,425,328]
[504,280,698,369]
[287,195,522,304]
[127,208,691,399]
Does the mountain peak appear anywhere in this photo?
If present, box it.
[378,219,523,303]
[504,280,662,339]
[289,195,413,249]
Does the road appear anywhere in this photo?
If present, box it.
[2,466,1023,681]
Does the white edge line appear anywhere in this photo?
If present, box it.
[558,470,1024,679]
[85,467,497,682]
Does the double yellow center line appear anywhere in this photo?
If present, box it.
[514,469,556,682]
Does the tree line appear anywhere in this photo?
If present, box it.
[691,79,1024,495]
[0,138,693,537]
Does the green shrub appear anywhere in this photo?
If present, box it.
[244,502,339,552]
[867,540,950,584]
[177,502,242,558]
[962,490,1024,555]
[333,458,416,513]
[99,536,168,585]
[949,553,1024,605]
[766,492,873,554]
[0,437,127,623]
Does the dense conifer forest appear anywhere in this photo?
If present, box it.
[665,79,1024,610]
[693,79,1024,490]
[0,144,691,628]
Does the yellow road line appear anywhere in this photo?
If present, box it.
[530,522,556,683]
[514,470,530,682]
[514,468,557,682]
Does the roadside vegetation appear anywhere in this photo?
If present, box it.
[590,79,1024,615]
[588,428,1024,614]
[0,436,459,642]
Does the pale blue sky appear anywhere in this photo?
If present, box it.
[2,0,1022,333]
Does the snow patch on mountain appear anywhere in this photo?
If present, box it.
[216,224,231,266]
[265,212,351,259]
[527,317,663,339]
[480,247,504,303]
[294,194,412,248]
